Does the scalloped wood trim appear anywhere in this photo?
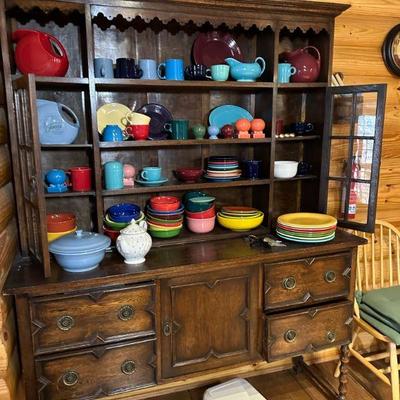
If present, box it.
[279,21,330,34]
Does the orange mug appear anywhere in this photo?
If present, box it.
[69,166,92,192]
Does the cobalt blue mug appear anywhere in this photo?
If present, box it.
[291,122,314,135]
[157,59,184,80]
[102,125,123,142]
[243,160,262,179]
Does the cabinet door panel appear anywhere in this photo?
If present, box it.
[160,265,260,379]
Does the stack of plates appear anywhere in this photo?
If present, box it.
[217,206,264,232]
[205,156,241,181]
[146,204,184,239]
[276,212,337,243]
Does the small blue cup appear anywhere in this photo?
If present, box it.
[141,167,162,181]
[243,160,262,179]
[104,161,124,190]
[102,125,123,142]
[278,63,297,83]
[139,59,158,80]
[157,59,184,80]
[94,58,114,78]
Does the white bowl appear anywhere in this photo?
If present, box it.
[274,161,298,179]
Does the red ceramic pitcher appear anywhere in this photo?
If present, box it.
[280,46,321,83]
[12,29,69,77]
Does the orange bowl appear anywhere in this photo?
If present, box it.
[47,213,76,233]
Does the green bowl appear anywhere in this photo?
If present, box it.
[186,199,214,212]
[183,191,208,204]
[149,227,182,238]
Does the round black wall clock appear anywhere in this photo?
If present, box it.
[382,24,400,76]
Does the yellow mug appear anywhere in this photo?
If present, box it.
[122,112,151,126]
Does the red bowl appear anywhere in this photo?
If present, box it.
[175,168,203,183]
[150,196,180,212]
[47,213,76,233]
[185,204,216,219]
[103,225,120,244]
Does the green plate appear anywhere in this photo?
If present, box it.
[104,212,145,230]
[276,227,336,238]
[277,231,335,243]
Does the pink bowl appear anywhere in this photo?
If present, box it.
[186,216,215,233]
[185,204,215,219]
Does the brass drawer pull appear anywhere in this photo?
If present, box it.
[284,329,297,343]
[118,305,135,321]
[57,315,74,331]
[325,271,337,283]
[282,276,296,290]
[327,331,336,343]
[121,360,136,375]
[62,370,79,386]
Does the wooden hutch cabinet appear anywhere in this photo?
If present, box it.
[0,0,386,399]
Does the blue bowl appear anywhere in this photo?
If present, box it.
[146,204,184,216]
[53,250,106,273]
[108,203,141,222]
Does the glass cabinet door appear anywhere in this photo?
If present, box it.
[319,84,386,232]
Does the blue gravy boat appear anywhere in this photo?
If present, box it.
[225,57,266,82]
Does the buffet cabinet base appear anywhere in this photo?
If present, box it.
[6,232,364,400]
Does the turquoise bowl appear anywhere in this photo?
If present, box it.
[185,199,214,212]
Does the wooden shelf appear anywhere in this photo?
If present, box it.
[276,135,321,142]
[99,138,271,149]
[41,144,93,149]
[12,75,89,89]
[102,179,270,196]
[151,225,268,247]
[277,82,328,89]
[45,191,96,198]
[274,175,317,182]
[95,78,274,91]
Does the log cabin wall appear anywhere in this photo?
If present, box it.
[313,0,400,227]
[0,10,20,399]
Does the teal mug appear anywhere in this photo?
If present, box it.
[141,166,162,181]
[164,119,189,140]
[278,63,297,83]
[104,161,124,190]
[207,64,230,81]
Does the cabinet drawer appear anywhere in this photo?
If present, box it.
[30,283,155,355]
[35,337,156,400]
[264,253,352,310]
[265,301,353,362]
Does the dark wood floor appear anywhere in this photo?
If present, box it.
[151,360,391,400]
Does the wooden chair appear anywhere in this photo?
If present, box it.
[335,220,400,400]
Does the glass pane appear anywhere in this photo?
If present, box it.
[329,139,349,178]
[353,139,374,181]
[355,92,377,137]
[326,180,342,219]
[352,182,370,225]
[332,94,352,136]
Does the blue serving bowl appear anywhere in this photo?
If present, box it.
[108,203,141,223]
[53,250,107,273]
[146,204,184,216]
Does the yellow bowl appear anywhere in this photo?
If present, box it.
[217,212,264,232]
[47,227,77,243]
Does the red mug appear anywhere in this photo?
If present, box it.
[275,119,284,135]
[69,167,92,192]
[126,124,149,141]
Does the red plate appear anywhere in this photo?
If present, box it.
[221,206,258,214]
[192,31,243,68]
[277,222,336,233]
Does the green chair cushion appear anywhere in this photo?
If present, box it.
[361,285,400,326]
[360,303,400,332]
[360,310,400,345]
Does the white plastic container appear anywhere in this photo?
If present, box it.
[203,378,266,400]
[274,160,298,179]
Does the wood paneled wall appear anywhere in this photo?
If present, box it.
[310,0,400,227]
[0,25,20,400]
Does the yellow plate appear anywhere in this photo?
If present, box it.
[47,227,77,243]
[217,212,264,232]
[97,103,131,133]
[277,213,337,229]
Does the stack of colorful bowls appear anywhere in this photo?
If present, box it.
[204,156,241,181]
[47,213,77,242]
[103,203,144,244]
[217,206,264,232]
[276,212,337,243]
[146,196,184,238]
[184,191,216,233]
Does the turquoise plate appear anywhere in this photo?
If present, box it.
[209,105,253,129]
[135,177,168,187]
[276,231,335,243]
